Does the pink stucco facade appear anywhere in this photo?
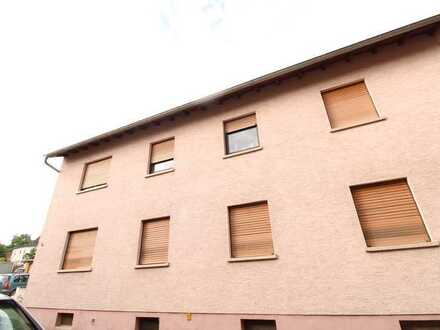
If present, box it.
[26,31,440,329]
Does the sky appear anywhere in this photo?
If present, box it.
[0,1,439,244]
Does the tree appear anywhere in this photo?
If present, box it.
[24,248,36,261]
[8,234,33,250]
[0,243,7,259]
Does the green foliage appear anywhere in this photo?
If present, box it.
[8,234,33,250]
[24,248,36,261]
[0,234,36,261]
[0,243,8,258]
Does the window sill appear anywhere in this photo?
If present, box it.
[366,241,439,252]
[57,268,92,273]
[135,263,169,269]
[330,117,387,133]
[223,146,263,159]
[228,255,278,263]
[76,184,108,194]
[145,168,175,178]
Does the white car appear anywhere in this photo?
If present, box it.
[0,294,44,329]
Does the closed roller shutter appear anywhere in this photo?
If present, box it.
[63,229,97,270]
[322,81,379,129]
[140,218,170,264]
[351,179,430,247]
[151,139,174,163]
[224,114,256,133]
[229,201,274,258]
[81,157,111,189]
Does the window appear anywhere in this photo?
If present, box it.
[351,178,430,248]
[136,317,159,330]
[149,139,175,174]
[224,114,259,154]
[242,320,277,330]
[56,313,74,327]
[400,321,440,330]
[0,300,36,330]
[62,229,98,270]
[321,81,379,129]
[228,201,274,258]
[139,218,170,265]
[80,157,111,190]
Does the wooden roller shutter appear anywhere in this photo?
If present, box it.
[151,139,174,163]
[242,320,277,330]
[229,201,274,258]
[62,229,97,270]
[351,179,430,247]
[322,81,379,129]
[140,218,170,264]
[224,114,256,133]
[81,157,111,189]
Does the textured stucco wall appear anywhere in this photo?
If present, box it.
[26,33,440,319]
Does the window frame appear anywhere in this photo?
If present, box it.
[78,156,112,192]
[320,79,385,132]
[59,227,98,272]
[135,317,160,330]
[147,137,175,175]
[400,320,440,330]
[0,299,41,330]
[55,313,74,327]
[227,200,277,262]
[223,113,260,155]
[149,158,174,174]
[241,319,277,330]
[349,177,436,251]
[136,217,171,268]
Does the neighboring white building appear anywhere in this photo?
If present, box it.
[10,247,35,264]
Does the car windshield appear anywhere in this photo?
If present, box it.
[0,301,35,330]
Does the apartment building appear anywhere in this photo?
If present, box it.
[10,246,35,265]
[26,15,440,330]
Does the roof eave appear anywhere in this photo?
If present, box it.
[46,14,440,158]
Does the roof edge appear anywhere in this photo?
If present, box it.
[46,14,440,158]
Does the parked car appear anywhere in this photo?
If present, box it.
[0,293,44,329]
[0,273,29,296]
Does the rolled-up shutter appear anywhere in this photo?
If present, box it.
[63,229,97,269]
[140,218,170,264]
[351,179,430,247]
[225,114,256,133]
[322,81,379,129]
[81,158,111,189]
[151,139,174,163]
[229,201,274,258]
